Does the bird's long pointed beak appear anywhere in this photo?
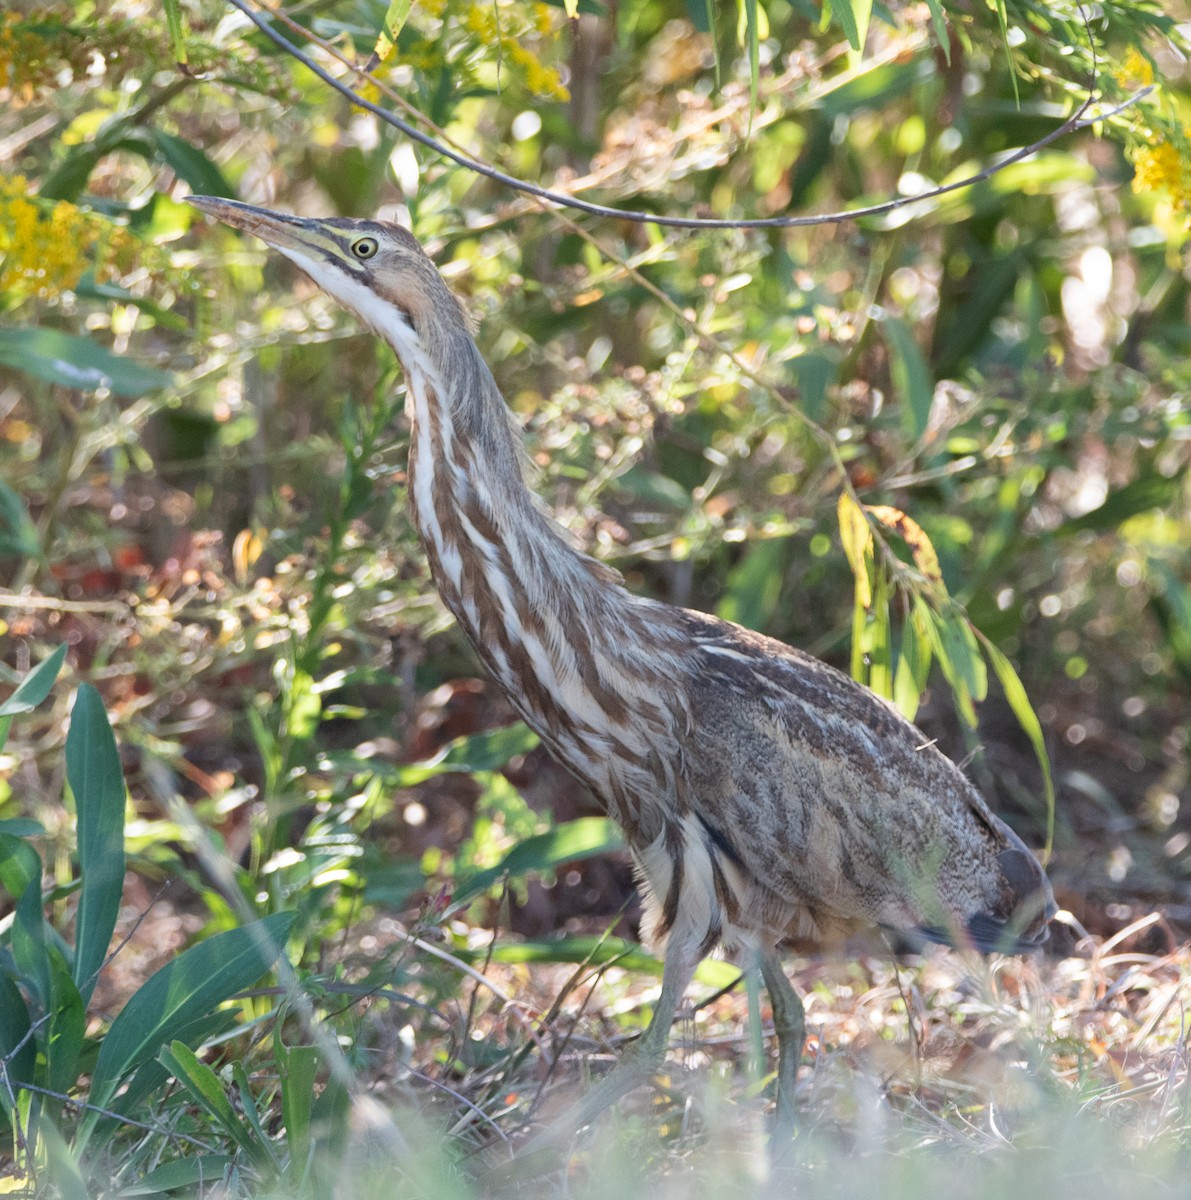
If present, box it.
[188,195,327,258]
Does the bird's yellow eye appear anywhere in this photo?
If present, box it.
[352,237,379,260]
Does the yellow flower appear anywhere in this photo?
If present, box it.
[1116,48,1155,92]
[0,173,131,301]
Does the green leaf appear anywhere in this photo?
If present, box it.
[1062,472,1177,534]
[150,131,235,198]
[923,0,949,62]
[12,878,51,1012]
[828,0,871,51]
[0,833,43,904]
[83,912,296,1128]
[66,684,127,1004]
[974,629,1055,859]
[0,328,172,397]
[158,1042,275,1168]
[0,972,35,1101]
[0,481,40,563]
[716,536,790,631]
[880,317,933,442]
[452,817,623,908]
[45,950,87,1095]
[0,644,67,718]
[457,934,739,988]
[436,723,541,772]
[740,0,761,129]
[892,604,932,722]
[117,1156,235,1196]
[41,1121,91,1200]
[279,1042,319,1179]
[162,0,188,64]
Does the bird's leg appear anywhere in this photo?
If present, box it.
[517,931,703,1156]
[759,949,804,1143]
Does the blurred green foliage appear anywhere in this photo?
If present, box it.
[0,0,1189,1191]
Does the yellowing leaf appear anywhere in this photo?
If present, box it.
[370,0,414,67]
[866,504,944,593]
[232,528,264,585]
[837,492,873,609]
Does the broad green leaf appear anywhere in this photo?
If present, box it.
[279,1042,319,1179]
[84,912,296,1125]
[0,328,172,397]
[0,644,67,718]
[452,817,623,908]
[716,536,789,631]
[974,629,1055,859]
[150,130,235,199]
[881,317,933,443]
[117,1156,234,1196]
[66,684,126,1004]
[0,481,39,562]
[436,722,541,772]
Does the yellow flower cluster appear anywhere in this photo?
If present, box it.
[0,10,64,100]
[461,1,569,102]
[1115,48,1155,91]
[0,174,128,300]
[1131,133,1191,224]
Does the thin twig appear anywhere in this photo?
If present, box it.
[225,0,1149,231]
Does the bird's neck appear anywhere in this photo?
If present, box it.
[394,330,686,812]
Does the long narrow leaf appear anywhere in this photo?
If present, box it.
[0,644,67,718]
[83,912,295,1126]
[974,629,1056,860]
[66,684,126,1004]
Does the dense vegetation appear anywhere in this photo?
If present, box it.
[0,0,1189,1194]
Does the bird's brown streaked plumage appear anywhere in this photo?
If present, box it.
[190,195,1056,1138]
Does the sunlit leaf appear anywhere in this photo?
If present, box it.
[0,329,172,397]
[837,493,873,609]
[452,816,623,908]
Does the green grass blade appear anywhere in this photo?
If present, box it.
[83,912,296,1125]
[162,0,188,65]
[158,1042,276,1169]
[280,1043,319,1181]
[66,684,126,1004]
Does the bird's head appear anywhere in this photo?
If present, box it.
[189,196,465,360]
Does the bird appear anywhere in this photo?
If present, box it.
[189,195,1056,1140]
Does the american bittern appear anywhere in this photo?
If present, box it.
[191,196,1055,1137]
